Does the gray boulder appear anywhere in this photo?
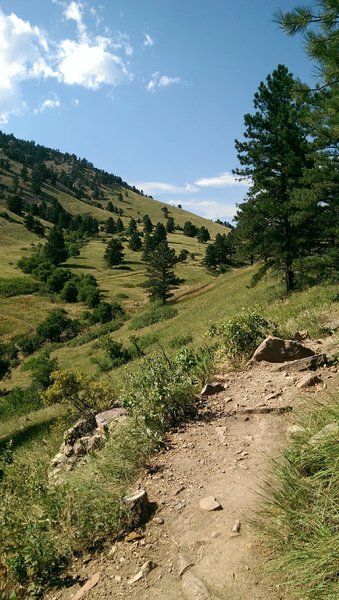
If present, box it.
[276,354,327,372]
[201,382,224,396]
[253,336,315,363]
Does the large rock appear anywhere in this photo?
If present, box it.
[95,407,127,434]
[276,354,327,372]
[253,336,315,363]
[199,496,222,511]
[322,319,339,333]
[309,422,339,446]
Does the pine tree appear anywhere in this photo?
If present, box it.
[44,226,69,265]
[116,217,124,232]
[197,226,210,243]
[183,221,197,237]
[234,65,316,292]
[143,214,153,233]
[143,241,181,304]
[129,230,142,251]
[127,218,137,234]
[166,217,175,233]
[104,239,125,267]
[153,222,167,245]
[105,217,116,234]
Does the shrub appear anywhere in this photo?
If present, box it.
[90,301,124,324]
[60,280,78,303]
[130,304,177,330]
[0,277,42,297]
[16,333,44,356]
[36,309,80,342]
[42,370,115,416]
[169,333,193,349]
[0,387,42,420]
[101,338,132,367]
[22,351,58,390]
[174,346,215,384]
[78,285,100,308]
[121,354,194,438]
[207,309,274,362]
[46,268,73,293]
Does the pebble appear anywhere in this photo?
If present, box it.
[199,496,222,511]
[232,520,241,533]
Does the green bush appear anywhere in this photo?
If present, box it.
[46,268,73,293]
[90,301,124,324]
[22,351,58,390]
[169,333,193,349]
[130,303,177,330]
[122,354,194,438]
[16,334,43,356]
[0,277,42,297]
[207,309,274,362]
[101,338,132,368]
[0,387,43,421]
[36,309,80,342]
[60,280,78,303]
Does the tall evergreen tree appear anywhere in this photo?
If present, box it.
[105,217,116,234]
[44,226,69,265]
[143,241,181,304]
[104,239,124,267]
[127,218,137,234]
[129,230,142,251]
[234,65,316,292]
[116,217,124,232]
[143,214,153,233]
[166,216,175,233]
[153,222,167,245]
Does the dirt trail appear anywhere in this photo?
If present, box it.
[46,335,338,600]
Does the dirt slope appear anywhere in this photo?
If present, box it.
[46,335,338,600]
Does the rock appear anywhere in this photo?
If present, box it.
[322,319,339,333]
[199,496,222,511]
[181,571,210,600]
[294,330,309,341]
[125,531,144,542]
[73,572,100,600]
[125,489,152,525]
[253,336,315,363]
[201,382,224,396]
[128,561,156,585]
[178,554,193,577]
[95,407,127,434]
[215,426,227,444]
[309,422,339,447]
[224,396,233,403]
[264,391,282,402]
[231,520,241,533]
[153,516,164,525]
[64,415,97,446]
[297,374,323,389]
[287,425,305,438]
[276,354,328,372]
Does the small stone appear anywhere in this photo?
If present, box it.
[128,560,156,585]
[178,554,193,577]
[297,374,323,389]
[181,571,210,600]
[199,496,222,511]
[201,382,224,396]
[287,425,305,438]
[125,531,144,542]
[153,516,164,525]
[114,575,122,583]
[224,396,233,403]
[211,531,220,539]
[175,486,186,495]
[232,520,241,533]
[72,573,100,600]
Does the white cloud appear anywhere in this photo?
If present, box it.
[0,5,133,122]
[194,171,250,188]
[0,9,56,122]
[133,181,197,195]
[143,33,154,47]
[64,1,87,42]
[57,38,132,89]
[180,199,238,221]
[34,96,61,114]
[147,72,182,92]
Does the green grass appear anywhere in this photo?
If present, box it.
[256,393,339,599]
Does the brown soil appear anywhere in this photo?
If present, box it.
[46,335,338,600]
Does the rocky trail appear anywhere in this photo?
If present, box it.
[46,333,338,600]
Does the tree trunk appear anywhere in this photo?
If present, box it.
[284,262,295,292]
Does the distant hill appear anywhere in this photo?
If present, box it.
[0,130,228,243]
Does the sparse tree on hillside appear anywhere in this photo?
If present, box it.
[143,241,181,304]
[104,239,124,267]
[129,230,142,251]
[116,217,124,232]
[105,217,116,234]
[44,226,69,265]
[127,218,137,234]
[197,226,210,243]
[143,214,153,233]
[153,222,167,245]
[183,221,197,238]
[166,217,175,233]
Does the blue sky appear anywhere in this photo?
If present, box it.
[0,0,314,221]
